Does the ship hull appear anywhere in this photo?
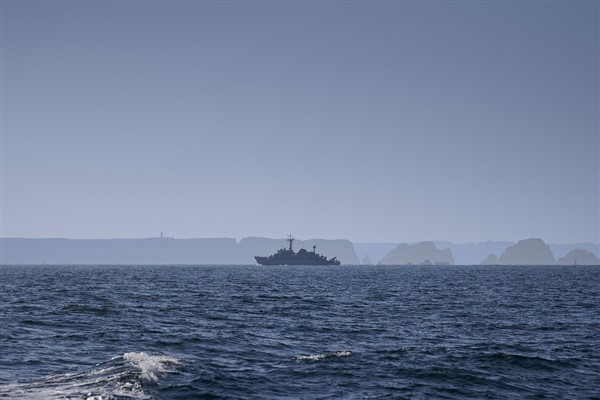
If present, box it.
[254,256,340,266]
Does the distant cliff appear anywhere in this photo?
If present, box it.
[479,253,498,265]
[549,243,600,259]
[352,243,398,265]
[0,237,359,265]
[435,241,513,265]
[497,238,555,265]
[0,237,239,265]
[3,237,597,266]
[357,240,599,265]
[378,241,454,265]
[556,249,600,265]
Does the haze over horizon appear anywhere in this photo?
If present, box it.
[1,1,598,244]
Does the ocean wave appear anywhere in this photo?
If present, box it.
[60,303,113,315]
[482,352,569,370]
[0,352,181,400]
[294,351,353,361]
[124,352,181,383]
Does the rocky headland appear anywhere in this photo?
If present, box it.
[497,238,556,265]
[378,241,454,265]
[556,249,600,265]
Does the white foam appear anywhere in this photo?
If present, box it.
[0,352,180,399]
[0,371,146,400]
[124,352,181,383]
[295,350,353,361]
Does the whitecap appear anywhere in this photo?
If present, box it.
[0,352,181,399]
[295,350,353,361]
[124,351,181,383]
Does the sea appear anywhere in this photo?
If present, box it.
[0,264,599,399]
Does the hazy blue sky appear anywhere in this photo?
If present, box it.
[1,1,598,243]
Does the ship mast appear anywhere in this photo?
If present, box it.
[287,234,295,252]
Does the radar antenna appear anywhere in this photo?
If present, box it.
[287,234,295,252]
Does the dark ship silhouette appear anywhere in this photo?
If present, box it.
[255,235,341,265]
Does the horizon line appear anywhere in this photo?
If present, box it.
[1,236,598,246]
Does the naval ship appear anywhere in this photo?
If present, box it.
[254,235,341,265]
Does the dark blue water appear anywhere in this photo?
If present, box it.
[1,265,599,399]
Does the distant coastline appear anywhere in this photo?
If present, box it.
[1,237,598,266]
